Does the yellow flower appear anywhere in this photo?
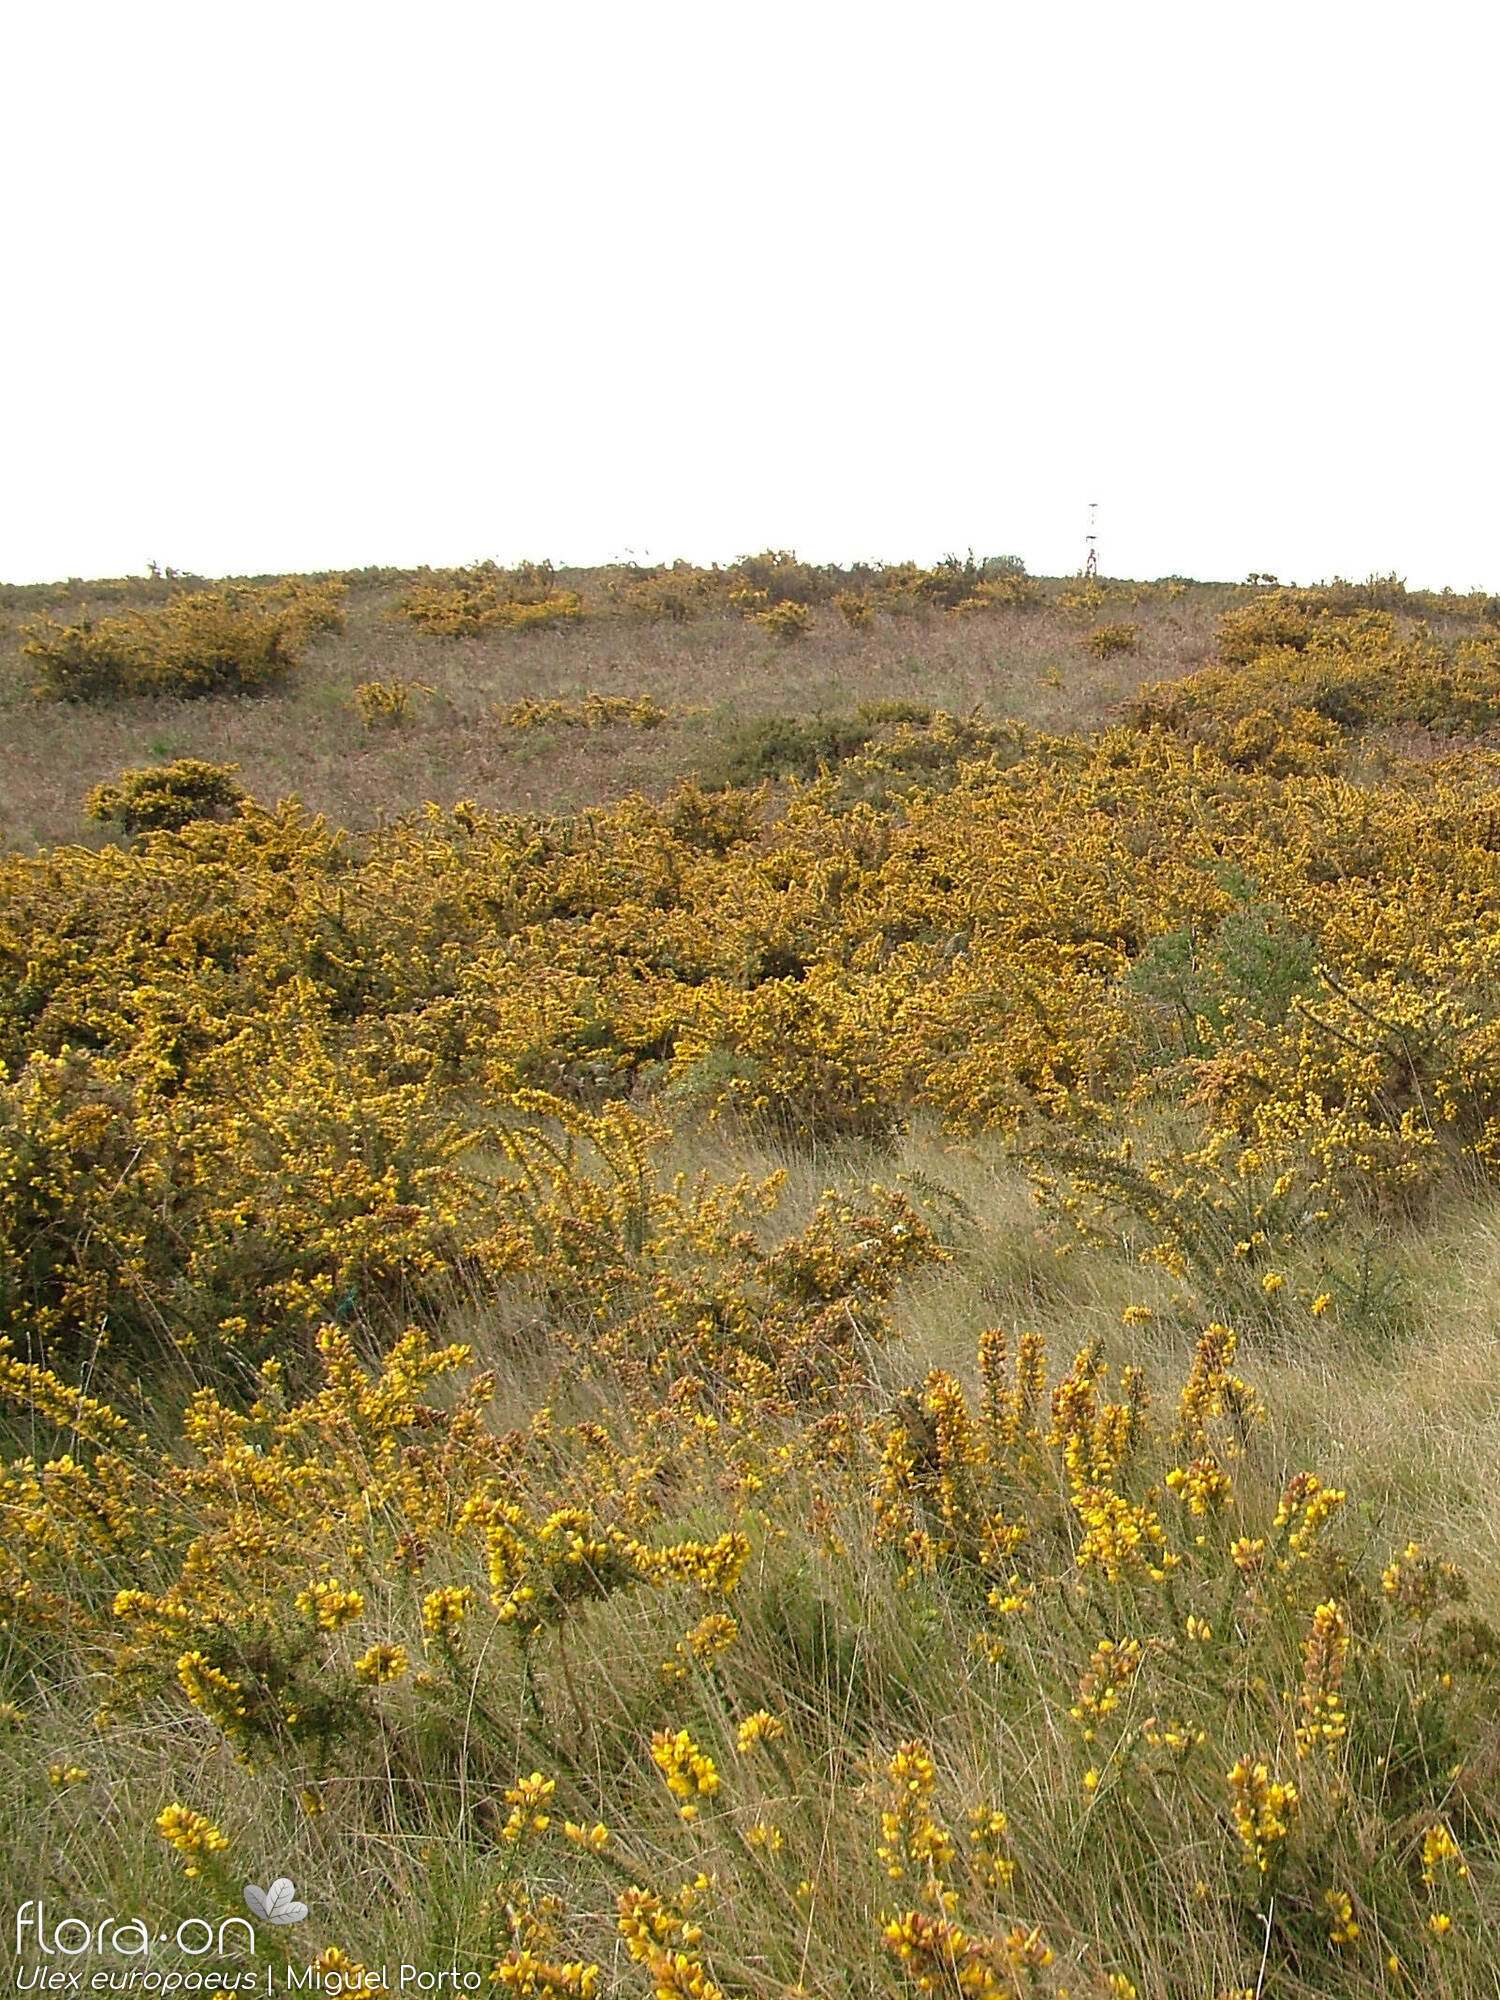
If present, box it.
[878,1740,956,1897]
[1295,1601,1349,1760]
[735,1710,785,1753]
[354,1642,409,1684]
[1226,1759,1298,1873]
[501,1772,556,1844]
[314,1951,386,1995]
[651,1730,720,1819]
[1324,1888,1359,1947]
[421,1585,474,1644]
[156,1803,228,1877]
[1421,1821,1468,1883]
[295,1578,366,1632]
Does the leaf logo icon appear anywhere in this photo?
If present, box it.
[243,1879,309,1925]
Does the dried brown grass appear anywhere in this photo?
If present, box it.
[0,571,1304,846]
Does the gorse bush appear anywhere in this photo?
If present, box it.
[14,683,1500,1367]
[495,693,680,730]
[12,703,1500,1374]
[9,568,1500,1992]
[4,1309,1496,1994]
[708,710,876,784]
[354,680,433,729]
[395,562,588,636]
[22,581,340,700]
[422,553,1041,631]
[835,589,874,628]
[749,599,814,641]
[83,758,246,832]
[1081,623,1140,659]
[1125,594,1500,761]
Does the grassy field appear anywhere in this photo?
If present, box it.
[1,563,1240,845]
[5,557,1500,1999]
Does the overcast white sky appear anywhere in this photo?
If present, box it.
[4,2,1497,589]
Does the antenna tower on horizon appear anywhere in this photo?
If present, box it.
[1084,501,1098,580]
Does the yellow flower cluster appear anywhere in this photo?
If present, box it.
[492,1951,599,1998]
[1295,1600,1349,1760]
[354,680,432,729]
[354,1642,408,1684]
[1225,1758,1299,1875]
[617,1888,721,1999]
[882,1910,1053,1998]
[877,1741,957,1903]
[650,1730,721,1820]
[501,1773,557,1845]
[1324,1889,1360,1947]
[155,1803,229,1877]
[1070,1638,1145,1744]
[1380,1540,1468,1622]
[421,1586,474,1646]
[296,1578,367,1631]
[734,1709,784,1753]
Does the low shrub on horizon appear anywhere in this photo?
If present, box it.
[394,562,588,637]
[22,581,342,701]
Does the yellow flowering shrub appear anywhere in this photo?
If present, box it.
[393,563,586,636]
[1080,622,1139,658]
[84,758,246,831]
[24,581,341,700]
[495,693,676,730]
[7,571,1500,1989]
[749,600,814,640]
[354,679,433,729]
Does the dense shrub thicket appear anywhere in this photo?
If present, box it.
[5,580,1500,1995]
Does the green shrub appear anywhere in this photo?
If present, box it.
[711,712,876,785]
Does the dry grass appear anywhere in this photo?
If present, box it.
[0,571,1239,847]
